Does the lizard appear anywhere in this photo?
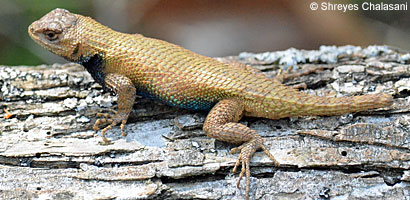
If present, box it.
[28,8,393,200]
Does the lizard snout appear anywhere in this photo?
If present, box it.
[28,21,39,37]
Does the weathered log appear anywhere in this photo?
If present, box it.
[1,46,409,199]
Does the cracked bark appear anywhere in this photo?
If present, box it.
[0,46,409,200]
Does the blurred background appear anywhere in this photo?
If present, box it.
[0,0,408,66]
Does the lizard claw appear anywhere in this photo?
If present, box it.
[230,138,280,200]
[93,112,128,143]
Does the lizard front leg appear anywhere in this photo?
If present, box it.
[93,73,136,143]
[203,99,279,200]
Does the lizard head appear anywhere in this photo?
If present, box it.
[28,8,80,61]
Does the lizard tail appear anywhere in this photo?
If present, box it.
[301,93,393,116]
[247,90,392,119]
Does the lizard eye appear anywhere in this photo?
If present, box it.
[44,31,58,41]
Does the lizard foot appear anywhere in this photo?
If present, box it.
[93,112,128,143]
[230,137,279,200]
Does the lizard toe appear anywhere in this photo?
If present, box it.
[93,114,113,131]
[94,112,129,143]
[231,138,279,200]
[231,139,258,200]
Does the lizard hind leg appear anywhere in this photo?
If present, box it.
[93,73,136,143]
[203,99,279,200]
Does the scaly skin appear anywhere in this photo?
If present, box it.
[28,8,393,200]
